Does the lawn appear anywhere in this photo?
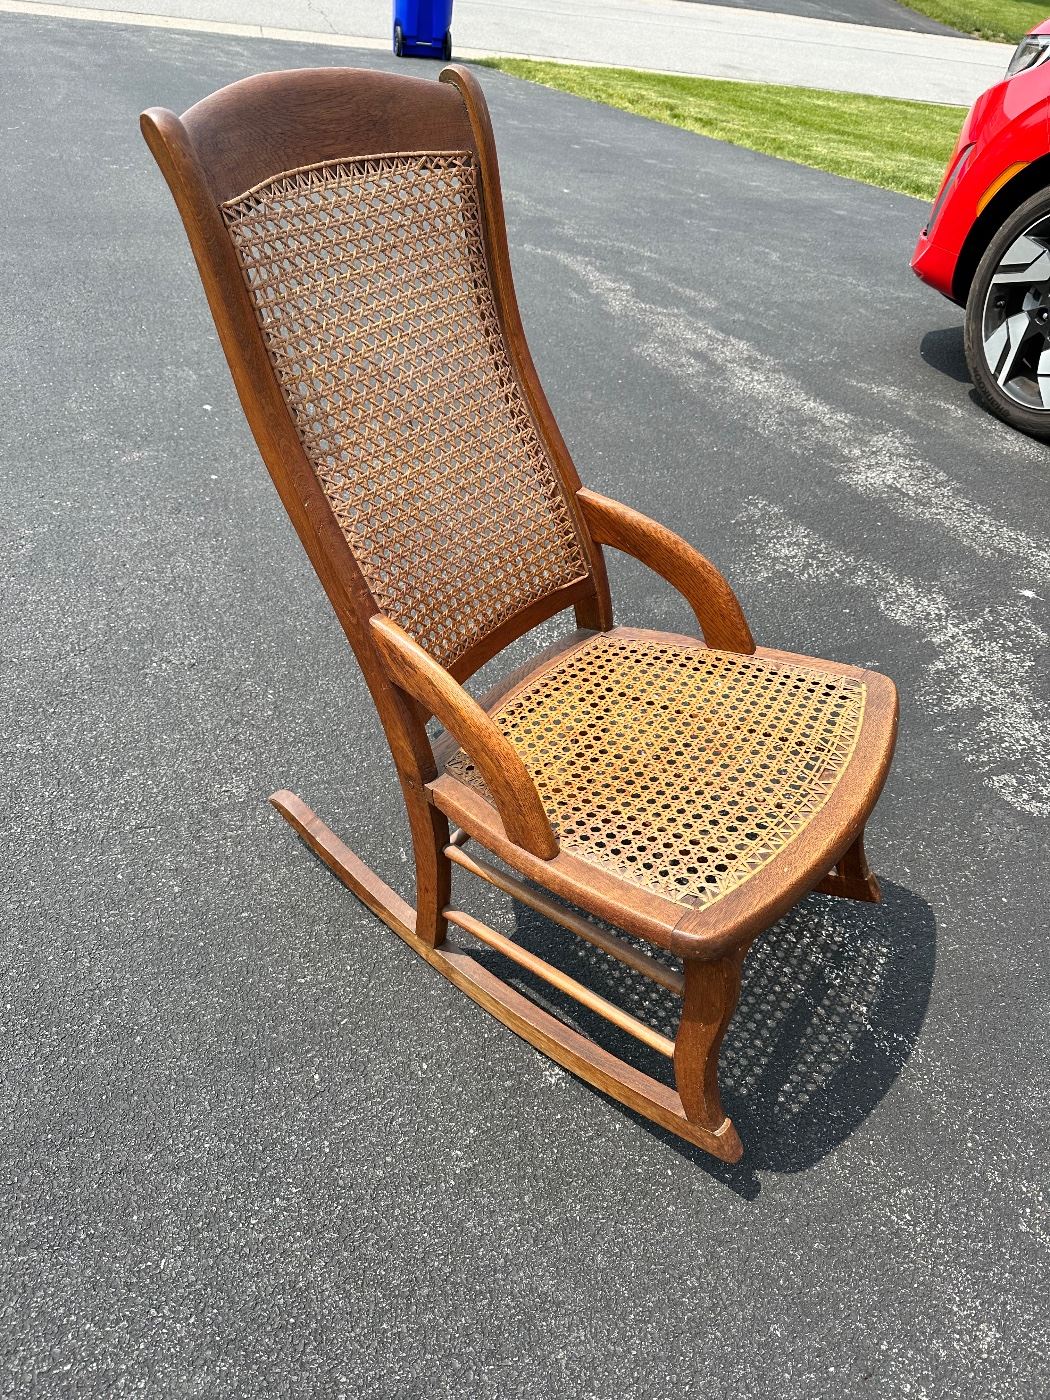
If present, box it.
[480,61,967,203]
[900,0,1045,43]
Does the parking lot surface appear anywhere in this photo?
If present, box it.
[1,14,1047,1399]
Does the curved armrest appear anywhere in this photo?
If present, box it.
[370,615,559,860]
[577,488,755,654]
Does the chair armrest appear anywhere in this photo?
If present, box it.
[577,489,755,653]
[370,615,559,860]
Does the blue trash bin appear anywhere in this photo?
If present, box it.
[393,0,453,59]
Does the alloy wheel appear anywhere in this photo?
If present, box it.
[981,219,1050,412]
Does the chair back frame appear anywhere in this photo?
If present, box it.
[142,65,619,941]
[142,65,612,694]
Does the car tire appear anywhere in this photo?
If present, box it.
[964,185,1050,440]
[393,22,404,55]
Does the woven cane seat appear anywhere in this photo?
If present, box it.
[444,632,868,911]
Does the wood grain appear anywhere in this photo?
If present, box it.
[271,791,742,1159]
[446,842,685,995]
[445,908,676,1058]
[577,487,755,653]
[674,953,745,1131]
[371,615,558,860]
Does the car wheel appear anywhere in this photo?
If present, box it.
[393,22,404,55]
[441,30,452,61]
[965,186,1050,440]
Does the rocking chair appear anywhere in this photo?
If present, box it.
[141,65,898,1162]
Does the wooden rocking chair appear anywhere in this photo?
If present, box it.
[142,65,898,1162]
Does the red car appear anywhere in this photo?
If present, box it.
[912,22,1050,437]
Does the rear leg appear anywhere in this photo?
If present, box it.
[816,830,881,903]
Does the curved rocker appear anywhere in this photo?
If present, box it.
[142,64,898,1162]
[270,789,744,1160]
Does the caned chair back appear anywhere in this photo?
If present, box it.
[144,68,605,677]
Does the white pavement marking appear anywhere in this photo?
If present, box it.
[739,501,1050,820]
[530,240,1050,580]
[523,237,1050,819]
[0,0,1014,104]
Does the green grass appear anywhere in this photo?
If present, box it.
[899,0,1042,43]
[480,60,967,202]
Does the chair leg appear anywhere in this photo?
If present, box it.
[674,952,744,1154]
[815,830,881,903]
[404,788,451,949]
[270,789,747,1161]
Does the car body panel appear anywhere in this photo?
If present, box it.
[911,52,1050,304]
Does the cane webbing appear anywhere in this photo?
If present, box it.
[222,151,588,668]
[445,635,867,910]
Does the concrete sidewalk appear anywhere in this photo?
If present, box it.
[0,0,1016,103]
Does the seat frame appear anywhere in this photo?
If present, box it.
[142,64,898,1162]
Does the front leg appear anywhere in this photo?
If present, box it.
[674,952,744,1156]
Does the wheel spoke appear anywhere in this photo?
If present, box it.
[988,311,1035,384]
[983,316,1009,369]
[1037,346,1050,409]
[990,236,1050,286]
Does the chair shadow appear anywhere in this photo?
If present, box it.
[919,324,969,383]
[463,880,935,1197]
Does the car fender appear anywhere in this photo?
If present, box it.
[912,72,1050,303]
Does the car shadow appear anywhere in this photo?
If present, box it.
[919,324,969,383]
[462,879,935,1197]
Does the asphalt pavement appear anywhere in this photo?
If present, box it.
[2,12,1048,1400]
[677,0,956,34]
[0,0,1014,103]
